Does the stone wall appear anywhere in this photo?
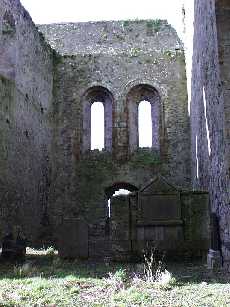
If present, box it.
[109,190,210,261]
[38,20,182,56]
[184,0,230,268]
[1,1,217,262]
[0,0,53,244]
[45,21,191,254]
[216,1,230,180]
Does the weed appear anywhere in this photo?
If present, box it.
[130,47,142,57]
[0,249,229,306]
[13,262,37,277]
[45,246,56,257]
[146,19,162,33]
[143,245,166,283]
[164,49,176,59]
[123,20,130,27]
[105,268,127,293]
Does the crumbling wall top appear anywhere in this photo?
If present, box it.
[38,19,183,55]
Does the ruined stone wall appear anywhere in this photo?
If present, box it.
[0,0,53,244]
[184,0,230,268]
[42,21,191,255]
[216,0,230,181]
[38,20,182,56]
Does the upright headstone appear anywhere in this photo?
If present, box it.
[58,218,89,259]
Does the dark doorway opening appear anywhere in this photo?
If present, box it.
[105,182,138,218]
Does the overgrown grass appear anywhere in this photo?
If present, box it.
[0,249,229,306]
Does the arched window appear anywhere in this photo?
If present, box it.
[91,101,104,150]
[127,84,161,152]
[82,86,113,152]
[138,100,152,147]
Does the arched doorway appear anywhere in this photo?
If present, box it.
[104,182,138,261]
[105,182,138,218]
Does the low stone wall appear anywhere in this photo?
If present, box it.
[109,191,210,261]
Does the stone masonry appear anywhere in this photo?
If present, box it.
[0,0,53,245]
[0,0,229,266]
[183,0,230,269]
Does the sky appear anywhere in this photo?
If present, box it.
[20,0,184,37]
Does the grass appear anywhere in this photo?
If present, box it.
[0,249,229,306]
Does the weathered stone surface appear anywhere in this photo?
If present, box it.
[0,0,229,265]
[109,178,210,261]
[58,218,89,259]
[38,20,182,56]
[0,0,53,244]
[184,0,230,269]
[45,19,190,258]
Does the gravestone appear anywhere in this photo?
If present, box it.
[58,218,88,259]
[137,176,183,249]
[1,230,26,262]
[110,195,132,261]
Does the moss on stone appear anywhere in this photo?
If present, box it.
[129,148,161,167]
[146,19,162,33]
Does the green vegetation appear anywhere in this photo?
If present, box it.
[123,18,142,28]
[123,18,162,33]
[123,20,130,27]
[130,148,161,167]
[146,19,162,33]
[0,249,229,306]
[164,49,179,60]
[130,47,142,57]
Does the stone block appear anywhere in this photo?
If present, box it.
[58,218,89,259]
[207,249,222,270]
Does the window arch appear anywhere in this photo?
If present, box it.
[127,84,161,152]
[82,86,113,152]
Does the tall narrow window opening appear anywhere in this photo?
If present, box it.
[127,84,160,152]
[82,86,113,152]
[138,100,152,147]
[91,101,104,150]
[196,134,199,179]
